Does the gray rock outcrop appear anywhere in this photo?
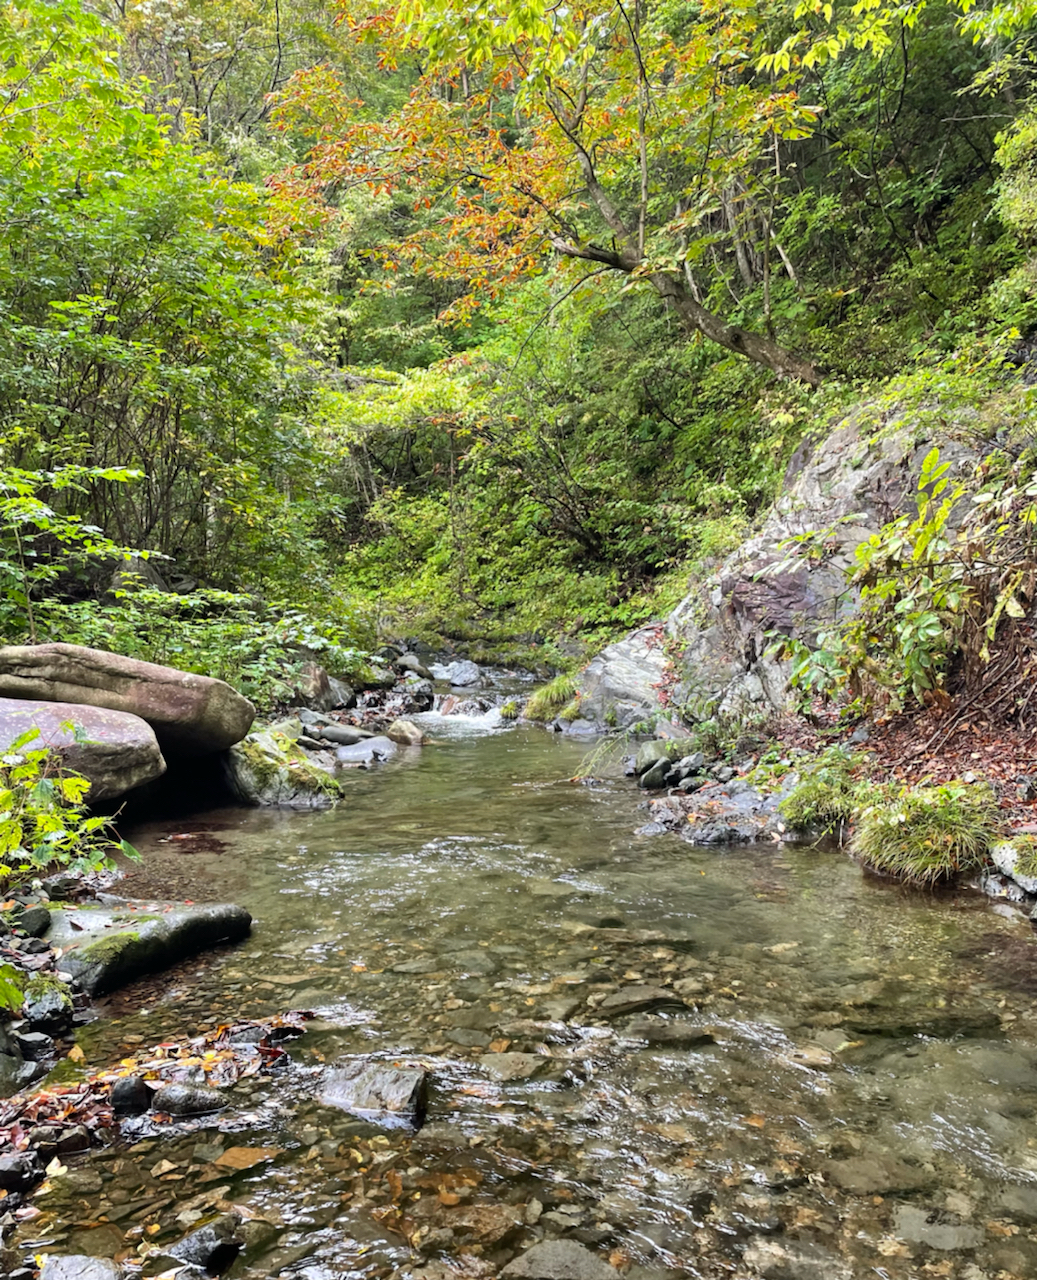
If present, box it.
[578,409,978,726]
[0,643,254,754]
[0,697,165,799]
[224,729,341,807]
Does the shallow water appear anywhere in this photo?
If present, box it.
[15,715,1037,1278]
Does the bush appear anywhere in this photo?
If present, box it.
[524,673,577,722]
[779,747,864,835]
[0,729,137,883]
[852,782,997,885]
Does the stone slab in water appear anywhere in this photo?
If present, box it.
[0,697,165,801]
[842,1007,1001,1038]
[0,642,254,754]
[322,1058,429,1128]
[892,1204,983,1250]
[823,1155,930,1195]
[501,1240,619,1280]
[46,898,252,995]
[598,985,684,1017]
[481,1052,547,1081]
[39,1259,122,1280]
[743,1237,853,1280]
[624,1017,716,1048]
[152,1083,227,1116]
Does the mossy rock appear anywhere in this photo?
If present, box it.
[225,730,342,808]
[47,901,252,995]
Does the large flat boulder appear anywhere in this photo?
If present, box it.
[575,625,668,731]
[0,697,165,800]
[46,898,252,995]
[0,643,254,754]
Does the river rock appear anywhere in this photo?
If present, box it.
[397,653,434,680]
[743,1238,853,1280]
[400,673,435,711]
[576,626,669,732]
[152,1083,228,1116]
[46,899,252,995]
[624,1017,716,1048]
[0,643,255,754]
[315,723,374,746]
[386,718,425,746]
[224,730,341,807]
[334,735,397,766]
[169,1212,243,1271]
[481,1053,548,1082]
[16,905,51,937]
[322,1058,429,1127]
[638,759,672,790]
[598,985,683,1017]
[22,974,73,1035]
[990,840,1037,894]
[634,740,675,774]
[823,1155,930,1195]
[501,1240,619,1280]
[110,1074,152,1115]
[892,1205,983,1250]
[430,659,481,686]
[0,697,165,801]
[0,1150,42,1191]
[40,1260,122,1280]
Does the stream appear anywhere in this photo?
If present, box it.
[13,711,1037,1279]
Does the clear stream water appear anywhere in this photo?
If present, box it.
[13,712,1037,1278]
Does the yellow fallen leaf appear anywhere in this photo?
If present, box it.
[67,1045,85,1062]
[744,1114,766,1128]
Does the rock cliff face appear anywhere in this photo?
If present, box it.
[578,408,978,729]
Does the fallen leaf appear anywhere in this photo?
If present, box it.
[67,1045,85,1062]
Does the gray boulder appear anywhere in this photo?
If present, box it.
[292,662,355,712]
[335,735,397,766]
[46,898,252,995]
[152,1083,227,1116]
[386,719,424,746]
[576,625,668,731]
[430,659,481,686]
[0,697,165,800]
[22,974,73,1035]
[0,643,254,754]
[397,653,434,680]
[990,840,1037,895]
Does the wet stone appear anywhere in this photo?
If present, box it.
[0,1150,42,1192]
[110,1074,152,1116]
[743,1238,853,1280]
[322,1058,429,1128]
[481,1052,548,1081]
[17,905,51,937]
[823,1155,930,1195]
[501,1240,620,1280]
[169,1212,243,1273]
[624,1017,715,1048]
[892,1205,984,1250]
[445,1027,491,1048]
[598,985,683,1017]
[15,1029,54,1060]
[40,1260,122,1280]
[152,1083,228,1116]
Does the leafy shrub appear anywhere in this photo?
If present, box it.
[852,782,997,885]
[779,747,864,834]
[524,673,577,722]
[0,729,137,883]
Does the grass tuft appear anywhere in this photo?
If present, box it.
[525,673,577,722]
[779,747,863,834]
[852,782,997,885]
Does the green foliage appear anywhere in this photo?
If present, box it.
[0,728,138,880]
[779,747,864,833]
[853,782,997,884]
[33,589,375,711]
[0,963,22,1015]
[524,674,578,722]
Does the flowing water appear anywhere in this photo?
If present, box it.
[14,713,1037,1278]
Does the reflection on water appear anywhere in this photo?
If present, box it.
[16,717,1037,1278]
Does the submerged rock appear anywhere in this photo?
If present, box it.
[598,985,684,1017]
[47,899,252,995]
[152,1083,228,1116]
[169,1212,243,1272]
[334,735,397,766]
[0,642,254,754]
[0,697,165,801]
[322,1058,429,1128]
[501,1240,619,1280]
[39,1260,122,1280]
